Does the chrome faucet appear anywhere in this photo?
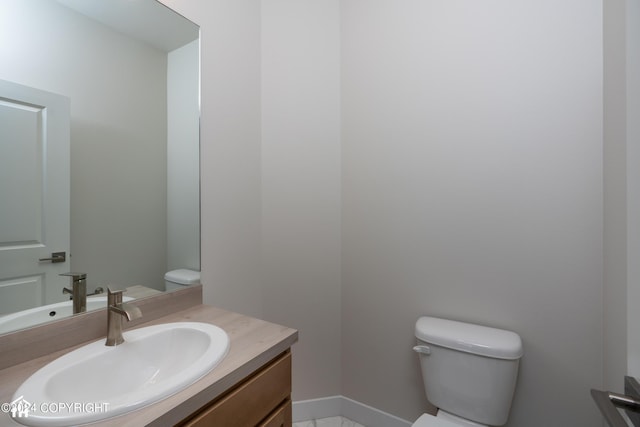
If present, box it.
[60,272,87,314]
[106,287,142,346]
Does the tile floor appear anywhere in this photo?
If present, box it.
[293,416,366,427]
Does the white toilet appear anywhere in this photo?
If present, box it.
[412,316,523,427]
[164,269,201,291]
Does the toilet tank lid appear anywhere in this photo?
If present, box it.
[164,269,201,285]
[415,316,523,360]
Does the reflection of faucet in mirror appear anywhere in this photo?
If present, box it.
[89,287,105,296]
[60,273,87,314]
[106,287,142,346]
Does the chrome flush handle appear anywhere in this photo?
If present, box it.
[413,345,431,355]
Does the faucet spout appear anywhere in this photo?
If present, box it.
[106,287,142,346]
[110,302,142,321]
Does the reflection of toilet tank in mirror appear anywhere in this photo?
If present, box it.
[165,269,201,292]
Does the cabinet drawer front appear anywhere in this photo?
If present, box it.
[184,352,291,427]
[259,400,292,427]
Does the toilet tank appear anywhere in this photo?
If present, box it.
[414,317,523,426]
[164,269,200,291]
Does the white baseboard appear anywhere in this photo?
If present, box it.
[293,396,342,422]
[293,396,412,427]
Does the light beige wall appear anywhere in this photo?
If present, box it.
[163,0,343,400]
[162,1,609,425]
[261,0,342,400]
[341,1,603,426]
[160,0,263,318]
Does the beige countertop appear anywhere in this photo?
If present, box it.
[0,304,298,426]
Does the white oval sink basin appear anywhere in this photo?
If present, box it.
[0,296,133,335]
[11,322,229,426]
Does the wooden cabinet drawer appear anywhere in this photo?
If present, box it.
[182,352,291,427]
[259,400,292,427]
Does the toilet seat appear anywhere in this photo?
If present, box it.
[412,413,461,427]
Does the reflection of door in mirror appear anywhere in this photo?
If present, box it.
[0,80,70,314]
[0,0,200,334]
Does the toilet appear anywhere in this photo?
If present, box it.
[412,316,523,427]
[164,269,200,291]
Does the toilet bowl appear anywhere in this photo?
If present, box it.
[412,316,523,427]
[164,269,200,291]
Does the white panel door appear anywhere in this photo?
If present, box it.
[0,80,70,315]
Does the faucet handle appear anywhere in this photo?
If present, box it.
[107,286,125,304]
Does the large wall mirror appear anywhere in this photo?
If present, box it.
[0,0,200,335]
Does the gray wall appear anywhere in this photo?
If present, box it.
[166,1,607,426]
[603,0,628,393]
[602,0,640,390]
[626,0,640,377]
[167,39,201,273]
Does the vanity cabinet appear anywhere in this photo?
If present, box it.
[179,351,292,427]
